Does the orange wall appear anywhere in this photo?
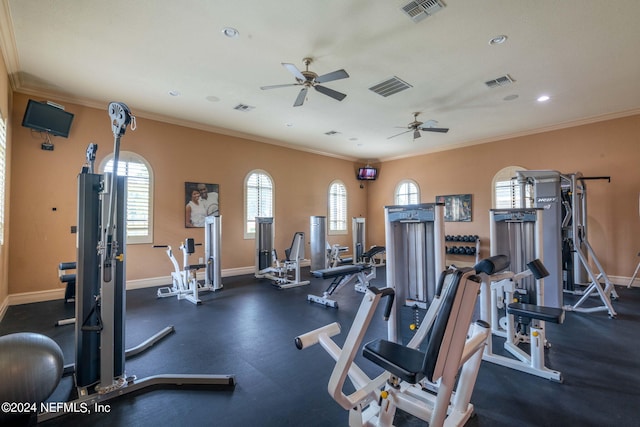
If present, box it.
[5,87,640,296]
[8,93,365,294]
[369,115,640,276]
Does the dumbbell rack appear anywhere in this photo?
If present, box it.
[445,235,481,265]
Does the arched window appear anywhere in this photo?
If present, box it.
[395,179,420,205]
[245,170,273,238]
[100,151,153,244]
[328,180,347,235]
[492,166,532,208]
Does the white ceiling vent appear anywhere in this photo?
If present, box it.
[369,76,413,97]
[401,0,446,23]
[485,75,515,89]
[233,103,255,112]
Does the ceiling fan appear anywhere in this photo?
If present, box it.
[260,57,349,107]
[388,112,449,140]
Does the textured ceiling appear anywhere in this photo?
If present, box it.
[2,0,640,161]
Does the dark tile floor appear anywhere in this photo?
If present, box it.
[1,269,639,427]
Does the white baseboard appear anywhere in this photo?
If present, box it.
[0,295,8,322]
[608,274,639,288]
[7,288,66,306]
[3,265,260,307]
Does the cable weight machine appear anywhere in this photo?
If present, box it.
[39,103,234,421]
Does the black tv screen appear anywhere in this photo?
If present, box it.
[22,99,74,138]
[357,167,378,180]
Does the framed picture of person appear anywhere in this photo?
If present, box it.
[185,182,219,228]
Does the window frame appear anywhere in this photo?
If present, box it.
[328,180,348,236]
[99,151,154,244]
[394,179,420,205]
[492,165,532,209]
[0,113,6,245]
[244,169,274,239]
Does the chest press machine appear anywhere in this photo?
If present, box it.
[308,245,386,308]
[295,267,489,427]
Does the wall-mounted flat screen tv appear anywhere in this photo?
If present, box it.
[22,99,74,138]
[357,167,378,180]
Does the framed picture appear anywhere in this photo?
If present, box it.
[185,182,219,228]
[435,194,472,222]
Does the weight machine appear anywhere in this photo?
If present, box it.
[295,267,489,427]
[384,203,445,345]
[255,217,310,289]
[155,215,222,304]
[516,170,617,316]
[561,172,617,316]
[39,103,234,420]
[481,208,565,381]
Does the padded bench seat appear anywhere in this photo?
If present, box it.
[363,339,427,384]
[507,303,565,324]
[312,264,366,279]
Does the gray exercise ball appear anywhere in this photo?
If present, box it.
[0,332,64,405]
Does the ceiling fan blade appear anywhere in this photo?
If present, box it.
[315,69,349,84]
[414,129,421,139]
[314,85,347,101]
[282,63,306,81]
[293,87,308,107]
[419,127,449,133]
[387,129,412,139]
[260,83,300,90]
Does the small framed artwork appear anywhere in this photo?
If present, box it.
[185,182,219,228]
[435,194,472,222]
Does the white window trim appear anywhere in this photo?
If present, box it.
[99,151,154,244]
[244,169,274,239]
[328,179,347,236]
[394,179,420,205]
[0,114,6,246]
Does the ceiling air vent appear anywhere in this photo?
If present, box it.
[324,130,340,136]
[485,74,515,89]
[401,0,446,23]
[233,103,255,112]
[369,76,413,97]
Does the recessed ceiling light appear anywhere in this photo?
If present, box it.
[285,123,293,127]
[537,95,550,102]
[503,94,519,101]
[206,95,220,102]
[222,27,239,38]
[489,35,508,45]
[168,90,181,97]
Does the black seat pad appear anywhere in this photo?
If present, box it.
[363,339,426,384]
[362,246,386,258]
[311,264,365,279]
[507,303,565,324]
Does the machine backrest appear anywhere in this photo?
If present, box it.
[422,268,479,383]
[421,269,462,381]
[286,232,305,261]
